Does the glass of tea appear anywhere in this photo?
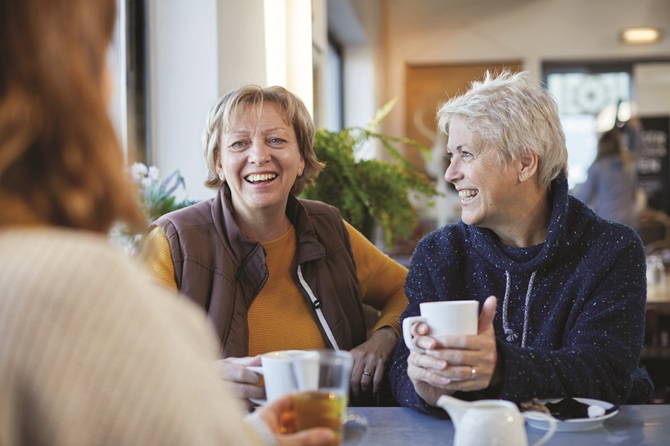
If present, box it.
[288,350,368,446]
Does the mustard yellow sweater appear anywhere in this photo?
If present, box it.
[144,221,407,356]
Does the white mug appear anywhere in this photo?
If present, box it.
[403,300,479,353]
[247,350,310,402]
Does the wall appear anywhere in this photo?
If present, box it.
[636,63,670,116]
[146,0,670,202]
[375,0,670,145]
[217,0,267,93]
[344,0,384,132]
[336,0,670,227]
[148,0,220,201]
[148,0,315,202]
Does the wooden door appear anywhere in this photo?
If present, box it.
[404,62,522,171]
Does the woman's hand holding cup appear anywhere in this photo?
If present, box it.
[215,355,265,408]
[402,300,479,353]
[286,350,369,446]
[254,394,337,446]
[404,297,499,405]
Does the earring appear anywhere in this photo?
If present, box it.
[218,172,224,181]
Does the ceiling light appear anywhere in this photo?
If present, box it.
[621,27,661,44]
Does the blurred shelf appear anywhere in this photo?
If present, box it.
[642,345,670,360]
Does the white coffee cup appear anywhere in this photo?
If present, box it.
[403,300,479,353]
[247,350,310,402]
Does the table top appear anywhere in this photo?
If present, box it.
[352,405,670,446]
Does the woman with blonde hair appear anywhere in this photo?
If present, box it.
[144,85,408,407]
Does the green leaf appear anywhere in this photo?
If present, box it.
[301,105,440,249]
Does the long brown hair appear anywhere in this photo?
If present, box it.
[596,128,624,160]
[596,128,635,175]
[0,0,144,232]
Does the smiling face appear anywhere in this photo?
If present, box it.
[217,102,305,222]
[444,117,522,233]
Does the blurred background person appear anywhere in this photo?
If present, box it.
[0,0,334,444]
[390,71,652,418]
[573,128,639,229]
[143,85,408,407]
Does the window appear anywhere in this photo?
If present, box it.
[322,36,343,132]
[124,0,149,164]
[544,63,632,188]
[108,0,149,164]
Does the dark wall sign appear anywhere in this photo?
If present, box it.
[636,116,670,213]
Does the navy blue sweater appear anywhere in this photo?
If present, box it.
[390,174,653,417]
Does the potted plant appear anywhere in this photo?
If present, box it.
[110,163,195,254]
[301,100,439,249]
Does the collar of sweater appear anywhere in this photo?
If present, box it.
[218,184,326,266]
[466,174,589,274]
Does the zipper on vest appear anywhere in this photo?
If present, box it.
[297,265,339,350]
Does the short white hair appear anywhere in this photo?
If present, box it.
[437,70,568,189]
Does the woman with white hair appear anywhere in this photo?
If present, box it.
[391,70,652,417]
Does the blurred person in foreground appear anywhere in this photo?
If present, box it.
[143,85,408,407]
[390,71,653,417]
[0,0,334,444]
[573,128,639,229]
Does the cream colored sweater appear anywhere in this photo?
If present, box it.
[0,227,273,445]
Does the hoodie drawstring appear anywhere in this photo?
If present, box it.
[502,270,536,347]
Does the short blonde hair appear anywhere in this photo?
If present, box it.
[202,85,324,195]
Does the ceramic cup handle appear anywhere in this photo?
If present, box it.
[403,316,428,353]
[343,412,369,446]
[525,412,556,446]
[247,366,264,375]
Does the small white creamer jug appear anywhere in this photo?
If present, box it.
[437,395,556,446]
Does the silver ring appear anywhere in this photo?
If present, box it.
[362,371,372,377]
[469,367,476,380]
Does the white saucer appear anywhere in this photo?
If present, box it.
[524,398,619,432]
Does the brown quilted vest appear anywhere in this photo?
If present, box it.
[153,185,367,358]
